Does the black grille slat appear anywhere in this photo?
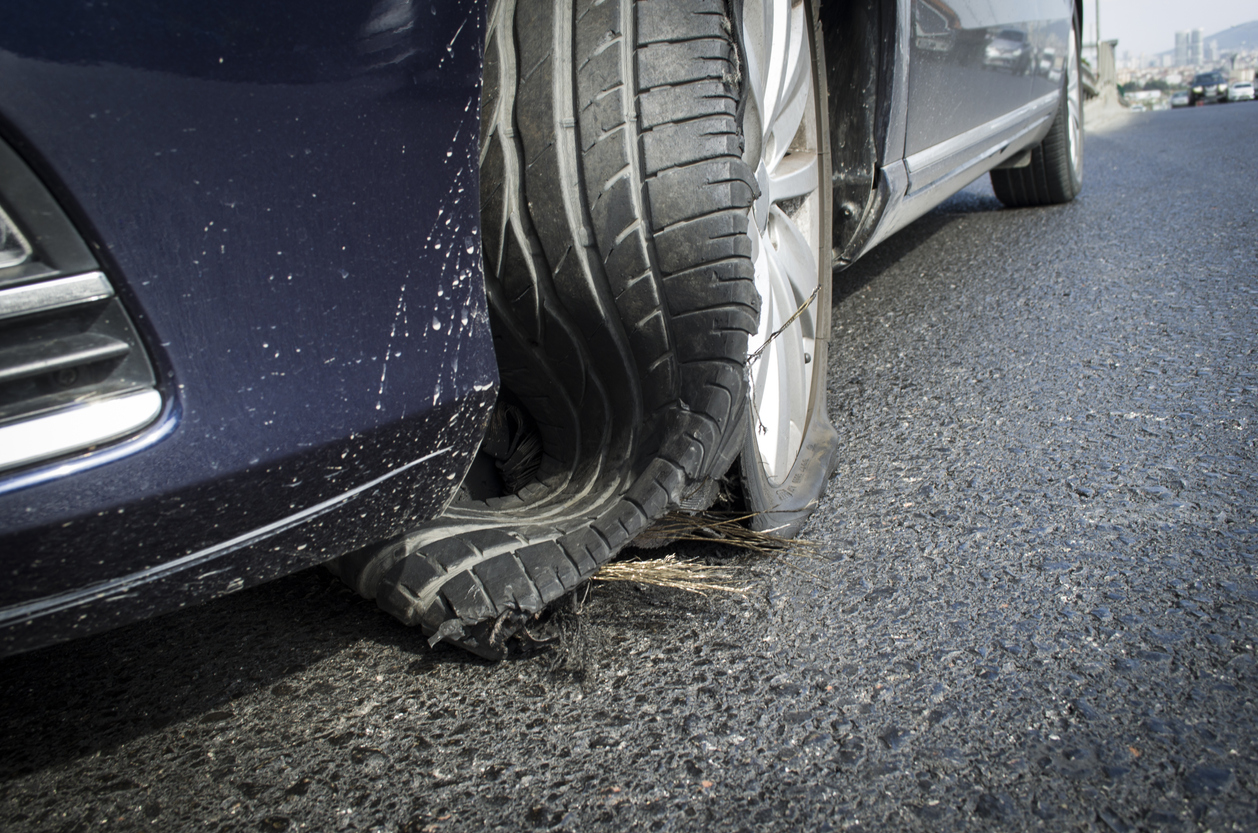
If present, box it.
[0,272,113,322]
[0,332,130,386]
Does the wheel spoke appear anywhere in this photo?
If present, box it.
[745,67,767,150]
[749,245,779,460]
[741,0,773,156]
[762,245,808,470]
[765,9,809,167]
[758,0,791,145]
[767,207,817,334]
[769,346,793,475]
[767,151,818,203]
[750,234,810,474]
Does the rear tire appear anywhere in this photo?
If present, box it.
[331,0,760,657]
[990,16,1083,207]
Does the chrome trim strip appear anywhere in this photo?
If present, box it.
[0,388,162,471]
[856,92,1061,263]
[913,113,1054,196]
[0,271,114,321]
[904,92,1059,190]
[0,393,179,498]
[856,109,1053,261]
[856,160,909,260]
[0,446,452,627]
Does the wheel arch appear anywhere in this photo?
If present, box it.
[818,0,901,263]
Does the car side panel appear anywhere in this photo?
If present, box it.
[905,1,1070,157]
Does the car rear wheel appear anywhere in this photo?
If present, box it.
[332,0,773,657]
[990,16,1083,207]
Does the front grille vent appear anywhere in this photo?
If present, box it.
[0,140,162,473]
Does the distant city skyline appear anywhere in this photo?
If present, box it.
[1086,0,1253,57]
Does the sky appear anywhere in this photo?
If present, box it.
[1084,0,1256,57]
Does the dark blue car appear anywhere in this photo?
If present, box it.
[1,0,1083,658]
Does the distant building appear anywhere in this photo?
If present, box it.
[1176,31,1190,66]
[1208,39,1218,63]
[1190,28,1203,65]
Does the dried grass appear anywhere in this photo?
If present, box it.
[594,510,820,595]
[594,554,753,596]
[630,510,817,556]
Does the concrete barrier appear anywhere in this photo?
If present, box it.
[1083,40,1129,131]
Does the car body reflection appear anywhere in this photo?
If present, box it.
[984,27,1032,74]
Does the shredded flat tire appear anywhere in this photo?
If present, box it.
[331,0,761,658]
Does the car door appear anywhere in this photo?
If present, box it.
[902,0,1073,194]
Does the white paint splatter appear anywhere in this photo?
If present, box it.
[377,283,407,409]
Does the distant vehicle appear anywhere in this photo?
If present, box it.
[1130,103,1146,112]
[1191,71,1229,104]
[1170,90,1191,107]
[1227,81,1255,102]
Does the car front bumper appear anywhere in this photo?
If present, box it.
[0,0,497,656]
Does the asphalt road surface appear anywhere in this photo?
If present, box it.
[2,102,1256,832]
